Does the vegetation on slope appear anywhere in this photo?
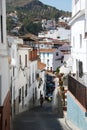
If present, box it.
[6,0,71,35]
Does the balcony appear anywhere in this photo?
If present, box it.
[68,74,87,110]
[29,49,39,61]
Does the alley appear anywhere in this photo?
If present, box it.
[12,102,69,130]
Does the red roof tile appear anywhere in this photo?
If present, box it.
[38,61,46,70]
[39,49,56,53]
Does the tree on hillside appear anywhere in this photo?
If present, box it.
[19,22,43,35]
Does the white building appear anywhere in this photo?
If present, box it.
[36,61,46,105]
[59,16,70,23]
[38,27,70,41]
[39,49,64,72]
[59,43,72,75]
[8,36,31,114]
[67,1,87,130]
[69,0,87,76]
[41,19,56,30]
[38,39,53,49]
[57,27,70,41]
[0,0,11,130]
[8,36,46,114]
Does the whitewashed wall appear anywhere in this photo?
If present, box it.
[72,0,85,16]
[71,14,87,73]
[40,52,53,70]
[53,50,64,71]
[0,0,10,105]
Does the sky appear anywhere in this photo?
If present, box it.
[39,0,72,12]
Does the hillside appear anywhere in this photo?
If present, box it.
[6,0,35,7]
[6,0,71,36]
[6,0,71,15]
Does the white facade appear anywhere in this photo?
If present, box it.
[38,38,53,49]
[0,0,10,105]
[38,27,70,41]
[38,42,53,49]
[8,36,46,114]
[57,27,70,41]
[28,59,38,106]
[59,16,70,23]
[40,49,64,71]
[41,19,56,30]
[8,36,32,114]
[72,0,85,17]
[17,47,31,113]
[38,29,59,39]
[36,66,46,105]
[70,0,87,76]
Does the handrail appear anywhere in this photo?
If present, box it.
[68,75,87,110]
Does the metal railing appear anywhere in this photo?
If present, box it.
[68,75,87,110]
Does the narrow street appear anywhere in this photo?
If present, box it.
[12,102,69,130]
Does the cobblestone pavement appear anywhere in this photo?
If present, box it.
[12,102,69,130]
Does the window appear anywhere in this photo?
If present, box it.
[57,36,60,39]
[47,53,49,57]
[79,61,83,78]
[36,73,39,79]
[41,45,43,47]
[0,15,3,43]
[61,56,64,63]
[29,75,31,87]
[22,86,24,98]
[25,84,27,97]
[80,34,82,48]
[56,52,59,56]
[19,89,21,103]
[47,59,49,66]
[32,73,34,82]
[47,67,49,70]
[43,53,45,58]
[19,55,21,65]
[25,54,27,67]
[50,67,52,71]
[35,87,37,99]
